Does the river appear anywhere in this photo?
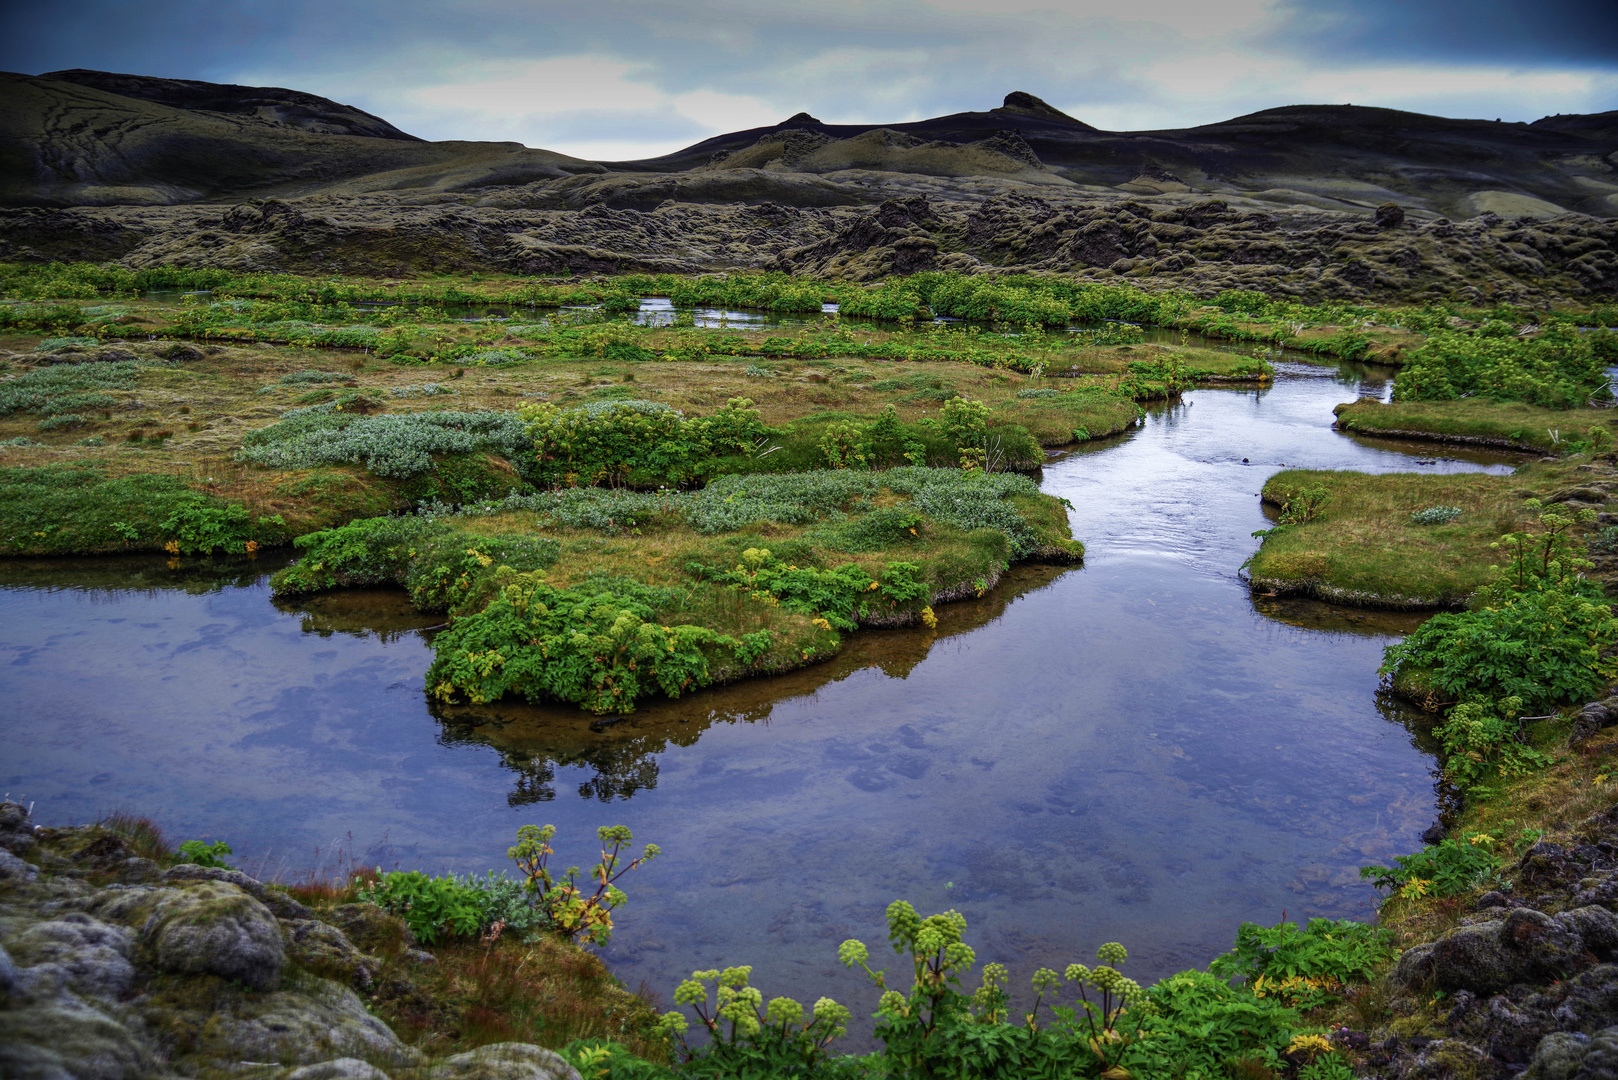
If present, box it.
[0,354,1522,1021]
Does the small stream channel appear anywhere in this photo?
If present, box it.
[0,354,1525,1023]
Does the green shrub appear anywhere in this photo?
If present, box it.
[692,547,931,632]
[356,870,485,945]
[1359,833,1502,899]
[1411,506,1463,525]
[0,360,146,416]
[1381,577,1616,712]
[426,577,759,714]
[176,839,233,868]
[1432,696,1552,796]
[1395,326,1610,408]
[1208,918,1395,1010]
[522,397,766,486]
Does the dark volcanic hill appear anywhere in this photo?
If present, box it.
[604,95,1618,222]
[2,73,1616,305]
[39,69,424,142]
[2,73,1614,221]
[0,70,605,207]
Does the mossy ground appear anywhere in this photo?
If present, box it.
[1335,398,1617,454]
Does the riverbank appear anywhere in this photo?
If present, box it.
[1335,398,1616,456]
[1244,455,1618,609]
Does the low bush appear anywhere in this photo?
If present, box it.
[521,397,767,487]
[1395,326,1611,409]
[425,577,765,714]
[236,408,533,480]
[0,360,146,416]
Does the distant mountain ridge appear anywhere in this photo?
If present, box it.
[0,71,1614,222]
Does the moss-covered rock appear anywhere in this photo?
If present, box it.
[0,988,154,1080]
[3,914,135,999]
[89,879,287,990]
[283,918,380,991]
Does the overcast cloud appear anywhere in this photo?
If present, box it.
[4,0,1615,160]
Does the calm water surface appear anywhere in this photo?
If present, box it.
[0,358,1523,1017]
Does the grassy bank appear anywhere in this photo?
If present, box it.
[1247,469,1531,607]
[1335,398,1617,455]
[1248,455,1618,609]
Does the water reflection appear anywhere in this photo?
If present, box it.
[421,566,1072,806]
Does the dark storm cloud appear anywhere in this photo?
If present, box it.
[1270,0,1618,67]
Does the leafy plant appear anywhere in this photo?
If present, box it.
[237,408,533,480]
[1359,832,1502,898]
[522,397,765,486]
[1208,918,1395,1010]
[661,966,851,1077]
[508,824,658,945]
[693,546,930,632]
[1432,695,1552,796]
[1411,506,1463,525]
[176,839,233,868]
[426,578,748,713]
[356,869,484,945]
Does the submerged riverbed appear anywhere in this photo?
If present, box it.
[0,355,1522,1020]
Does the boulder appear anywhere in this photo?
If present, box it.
[163,862,315,920]
[1527,1025,1618,1079]
[1396,908,1593,994]
[0,992,154,1080]
[3,913,136,999]
[1375,202,1406,229]
[0,848,39,882]
[145,880,285,990]
[0,800,38,855]
[421,1043,583,1080]
[285,1060,393,1080]
[178,977,422,1068]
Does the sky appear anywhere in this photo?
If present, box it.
[4,0,1617,161]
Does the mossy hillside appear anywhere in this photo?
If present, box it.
[1247,469,1532,607]
[1335,397,1616,454]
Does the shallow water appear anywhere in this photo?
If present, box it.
[0,359,1525,1022]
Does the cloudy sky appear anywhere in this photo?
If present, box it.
[4,0,1616,161]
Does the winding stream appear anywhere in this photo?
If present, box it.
[0,356,1524,1022]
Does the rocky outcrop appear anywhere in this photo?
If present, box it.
[0,801,584,1080]
[1359,812,1618,1076]
[9,183,1608,305]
